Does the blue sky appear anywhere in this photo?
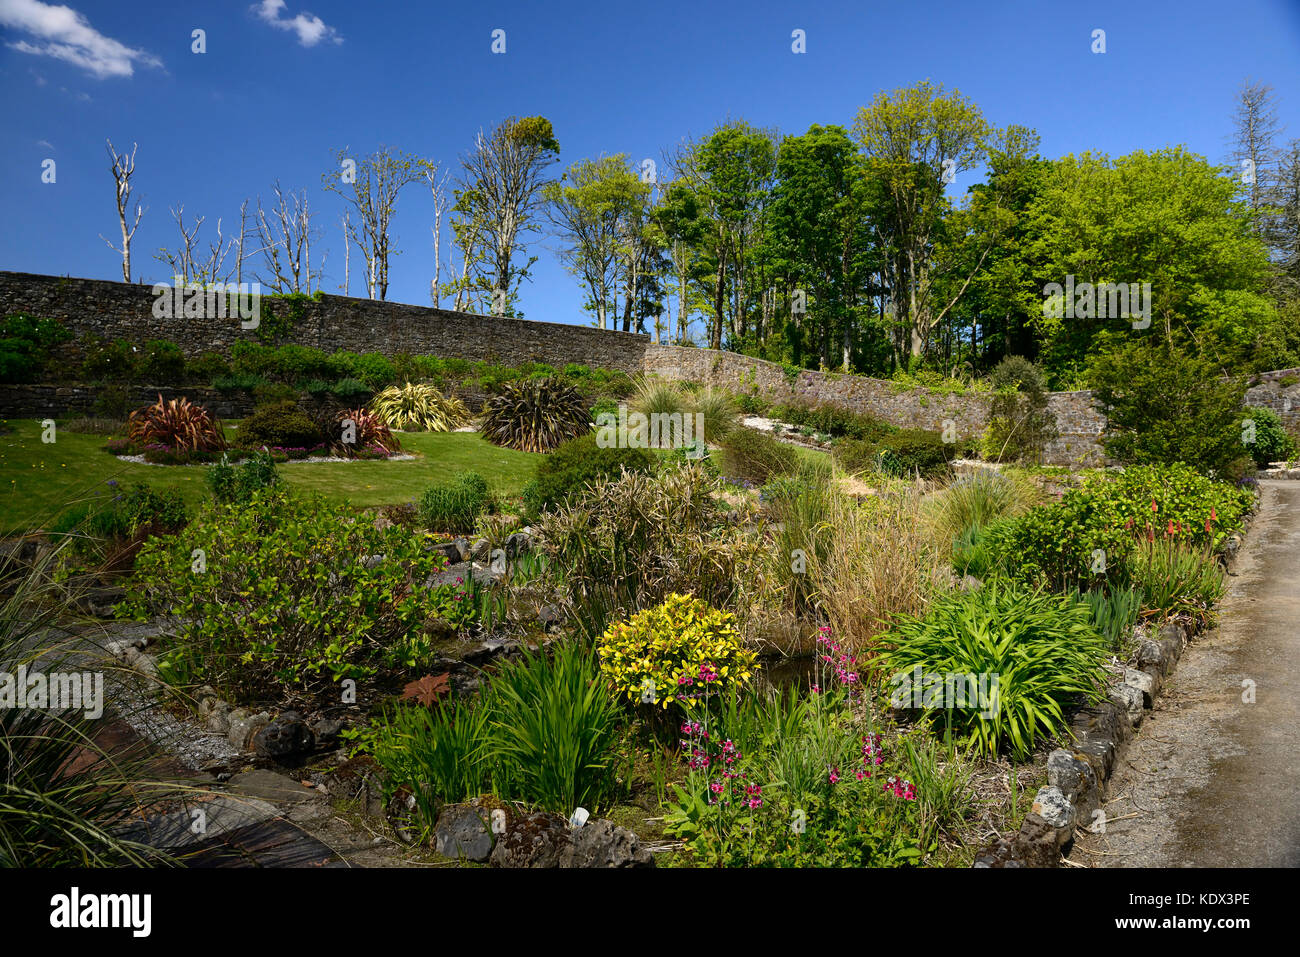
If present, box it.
[2,0,1298,332]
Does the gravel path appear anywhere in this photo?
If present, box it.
[1076,480,1300,867]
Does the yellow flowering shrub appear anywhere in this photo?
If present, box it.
[597,593,758,709]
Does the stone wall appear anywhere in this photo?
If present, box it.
[0,384,255,419]
[642,345,1109,467]
[0,270,651,375]
[1243,368,1300,432]
[4,270,1296,468]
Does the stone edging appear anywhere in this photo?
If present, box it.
[973,512,1255,868]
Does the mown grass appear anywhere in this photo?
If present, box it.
[0,419,542,532]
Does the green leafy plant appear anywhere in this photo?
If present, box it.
[1128,538,1225,625]
[0,314,71,383]
[120,487,449,698]
[522,431,654,519]
[480,377,591,452]
[1,540,180,866]
[986,356,1059,464]
[1241,406,1296,467]
[483,642,622,813]
[880,581,1109,759]
[596,593,758,712]
[418,472,491,534]
[1067,584,1144,650]
[235,401,323,450]
[718,427,798,485]
[206,451,280,505]
[1089,336,1251,478]
[366,697,492,839]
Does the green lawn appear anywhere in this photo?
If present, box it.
[0,420,543,533]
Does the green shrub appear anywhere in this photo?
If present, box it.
[986,356,1058,464]
[212,373,266,393]
[236,402,324,450]
[138,340,185,384]
[50,482,187,559]
[252,382,298,408]
[875,429,957,478]
[330,377,371,402]
[0,314,70,383]
[480,377,591,453]
[597,593,758,711]
[185,350,232,383]
[718,427,797,485]
[831,437,882,475]
[881,581,1108,759]
[772,402,896,441]
[93,384,133,419]
[366,642,621,836]
[523,431,654,519]
[1241,406,1296,467]
[984,463,1253,591]
[333,351,396,390]
[1089,337,1251,478]
[418,471,491,533]
[79,336,136,383]
[120,487,450,698]
[207,451,279,505]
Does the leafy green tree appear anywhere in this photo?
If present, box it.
[852,80,995,361]
[1024,148,1275,382]
[671,122,778,349]
[544,154,647,330]
[764,124,874,370]
[1088,336,1251,477]
[986,356,1058,464]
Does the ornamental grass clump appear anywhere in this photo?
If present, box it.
[880,581,1108,760]
[370,382,470,432]
[480,377,590,452]
[127,394,227,452]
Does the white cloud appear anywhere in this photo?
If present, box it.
[0,0,162,78]
[252,0,341,47]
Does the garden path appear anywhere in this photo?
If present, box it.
[1077,480,1300,866]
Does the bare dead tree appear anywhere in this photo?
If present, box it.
[154,204,202,283]
[457,116,560,314]
[234,198,250,286]
[322,146,427,300]
[1231,79,1283,229]
[154,205,234,285]
[340,211,351,296]
[252,183,319,294]
[99,139,145,282]
[426,164,451,308]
